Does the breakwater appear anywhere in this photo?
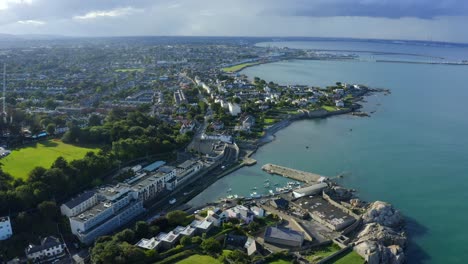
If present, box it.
[261,163,327,183]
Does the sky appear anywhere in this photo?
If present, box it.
[0,0,468,43]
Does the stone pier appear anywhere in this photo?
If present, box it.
[261,163,327,183]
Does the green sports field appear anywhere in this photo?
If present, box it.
[1,140,99,179]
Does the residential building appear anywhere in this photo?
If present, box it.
[179,120,195,134]
[176,160,203,183]
[250,206,265,217]
[25,236,66,263]
[135,237,161,250]
[228,102,241,116]
[264,227,304,247]
[68,186,145,244]
[241,115,255,131]
[225,205,254,224]
[60,191,98,217]
[0,216,13,240]
[191,220,213,235]
[211,120,224,131]
[335,100,345,107]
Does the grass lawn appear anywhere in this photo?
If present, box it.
[322,105,338,112]
[222,62,259,72]
[1,139,100,179]
[332,251,364,264]
[115,68,145,73]
[176,254,221,264]
[264,118,278,125]
[268,259,292,264]
[305,244,341,263]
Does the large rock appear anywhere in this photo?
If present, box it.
[363,201,404,228]
[356,223,407,247]
[354,240,405,264]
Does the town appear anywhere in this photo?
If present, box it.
[0,36,398,264]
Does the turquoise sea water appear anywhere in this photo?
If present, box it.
[189,41,468,264]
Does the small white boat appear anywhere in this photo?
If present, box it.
[227,188,232,192]
[250,192,261,198]
[169,198,176,205]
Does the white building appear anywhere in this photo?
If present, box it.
[176,160,204,183]
[250,206,265,217]
[25,236,65,263]
[179,120,195,134]
[202,83,212,94]
[0,216,13,240]
[68,186,145,244]
[335,100,345,107]
[60,191,98,217]
[225,205,254,224]
[228,103,241,116]
[201,133,233,144]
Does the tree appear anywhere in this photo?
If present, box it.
[226,250,250,264]
[247,221,260,233]
[37,201,58,220]
[114,229,135,243]
[46,123,56,135]
[191,236,202,245]
[88,114,102,127]
[134,221,149,239]
[44,99,58,110]
[201,238,222,256]
[180,236,191,246]
[166,210,189,226]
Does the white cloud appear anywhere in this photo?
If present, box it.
[17,19,45,25]
[0,0,33,11]
[73,6,141,20]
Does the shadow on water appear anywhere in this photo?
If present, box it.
[405,216,431,264]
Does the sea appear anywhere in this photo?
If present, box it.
[188,40,468,264]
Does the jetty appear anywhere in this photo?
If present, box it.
[262,163,327,183]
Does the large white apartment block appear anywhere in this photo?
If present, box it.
[0,216,12,240]
[62,160,196,245]
[68,186,144,244]
[60,191,98,217]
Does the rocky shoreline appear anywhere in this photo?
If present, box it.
[325,183,407,264]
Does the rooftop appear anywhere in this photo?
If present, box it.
[296,196,355,228]
[71,201,112,223]
[25,236,63,255]
[177,160,197,170]
[265,227,304,243]
[135,238,160,250]
[143,160,166,172]
[63,191,95,209]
